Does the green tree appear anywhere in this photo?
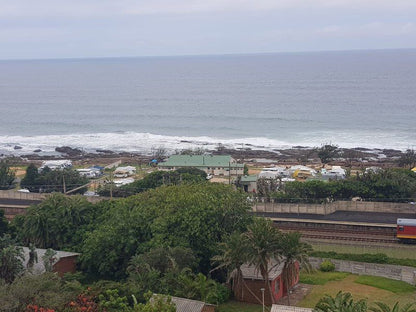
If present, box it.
[18,193,97,249]
[316,144,339,165]
[243,218,282,304]
[397,149,416,169]
[314,291,367,312]
[211,232,246,299]
[0,161,15,190]
[0,210,9,236]
[0,234,24,283]
[81,183,251,279]
[20,163,39,192]
[280,232,312,305]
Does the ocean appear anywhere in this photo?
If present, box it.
[0,49,415,156]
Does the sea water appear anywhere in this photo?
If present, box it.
[0,49,415,155]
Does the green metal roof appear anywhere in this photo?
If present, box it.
[158,155,244,168]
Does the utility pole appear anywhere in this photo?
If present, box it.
[109,170,113,199]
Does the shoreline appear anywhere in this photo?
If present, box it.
[1,144,405,169]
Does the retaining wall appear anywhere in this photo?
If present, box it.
[310,257,416,285]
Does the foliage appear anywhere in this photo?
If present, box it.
[280,231,312,305]
[0,272,82,311]
[316,144,339,164]
[397,149,416,169]
[98,289,130,311]
[20,164,89,194]
[42,248,57,272]
[256,177,281,198]
[0,210,9,236]
[133,293,176,312]
[67,289,100,312]
[299,271,349,285]
[0,160,16,190]
[211,232,247,299]
[98,168,207,197]
[319,260,336,272]
[0,234,24,283]
[81,183,252,279]
[273,168,416,203]
[16,193,101,250]
[355,275,416,294]
[243,218,283,304]
[314,291,367,312]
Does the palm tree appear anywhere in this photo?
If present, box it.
[211,231,265,304]
[315,291,367,312]
[280,231,312,305]
[370,302,416,312]
[243,218,282,304]
[211,232,246,298]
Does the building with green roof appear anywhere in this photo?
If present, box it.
[158,155,244,176]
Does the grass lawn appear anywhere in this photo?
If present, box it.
[218,300,268,312]
[299,272,416,309]
[300,271,350,285]
[310,242,416,260]
[355,275,416,294]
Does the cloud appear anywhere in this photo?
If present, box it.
[1,0,415,18]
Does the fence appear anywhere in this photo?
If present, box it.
[253,200,416,215]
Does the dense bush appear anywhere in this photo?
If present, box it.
[319,259,335,272]
[98,168,207,197]
[272,168,416,203]
[21,164,89,194]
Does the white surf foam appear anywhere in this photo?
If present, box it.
[0,130,413,157]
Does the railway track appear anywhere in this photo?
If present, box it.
[273,221,398,244]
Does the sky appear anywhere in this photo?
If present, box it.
[1,0,416,59]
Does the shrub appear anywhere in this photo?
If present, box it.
[319,260,335,272]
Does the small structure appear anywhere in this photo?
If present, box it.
[39,160,72,172]
[76,166,103,178]
[259,167,289,179]
[22,247,79,277]
[158,155,244,176]
[237,261,299,305]
[320,165,346,180]
[170,296,216,312]
[271,305,313,312]
[114,166,136,178]
[288,165,317,180]
[240,175,257,192]
[113,177,135,187]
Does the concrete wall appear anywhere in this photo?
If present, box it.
[253,200,416,215]
[0,190,48,201]
[310,257,416,285]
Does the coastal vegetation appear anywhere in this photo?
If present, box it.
[20,163,89,194]
[271,168,416,203]
[0,160,16,190]
[97,167,207,197]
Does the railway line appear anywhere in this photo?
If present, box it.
[268,217,400,244]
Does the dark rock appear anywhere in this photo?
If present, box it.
[96,149,114,154]
[14,145,22,150]
[55,146,83,156]
[33,149,42,153]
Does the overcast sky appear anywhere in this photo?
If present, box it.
[1,0,416,59]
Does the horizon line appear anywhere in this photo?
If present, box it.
[1,47,415,62]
